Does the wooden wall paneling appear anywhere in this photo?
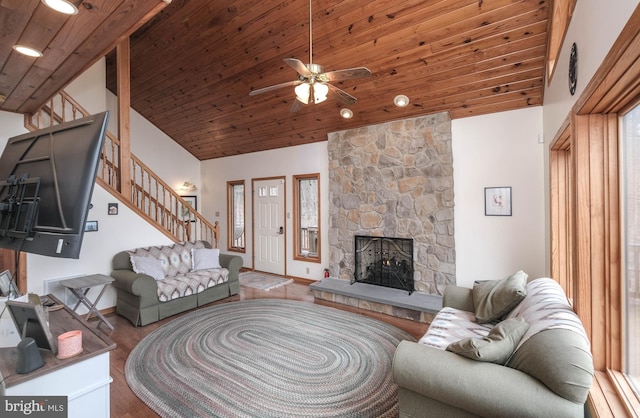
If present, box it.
[572,113,622,371]
[117,38,132,198]
[573,113,594,351]
[604,113,621,371]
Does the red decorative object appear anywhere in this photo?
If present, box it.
[324,269,330,278]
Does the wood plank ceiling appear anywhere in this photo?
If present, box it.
[1,0,550,161]
[0,0,169,114]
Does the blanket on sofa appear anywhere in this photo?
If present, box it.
[418,277,590,353]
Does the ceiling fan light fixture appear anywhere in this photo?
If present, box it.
[12,45,43,58]
[41,0,79,15]
[340,108,353,119]
[295,83,310,104]
[313,83,329,104]
[394,94,410,107]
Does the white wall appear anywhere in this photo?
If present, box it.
[452,107,545,289]
[0,111,27,149]
[105,91,201,194]
[200,142,330,280]
[26,185,172,309]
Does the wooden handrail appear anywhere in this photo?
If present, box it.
[24,90,219,245]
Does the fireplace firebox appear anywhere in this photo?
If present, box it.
[353,235,414,294]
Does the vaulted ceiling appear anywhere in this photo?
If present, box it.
[1,0,550,161]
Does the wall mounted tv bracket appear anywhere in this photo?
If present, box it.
[0,174,41,239]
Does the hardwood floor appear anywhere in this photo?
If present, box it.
[97,281,429,418]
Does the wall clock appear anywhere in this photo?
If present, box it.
[569,42,578,95]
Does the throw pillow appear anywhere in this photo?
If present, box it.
[191,248,221,271]
[130,255,165,281]
[472,270,528,323]
[446,317,529,365]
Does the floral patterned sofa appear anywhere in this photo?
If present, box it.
[111,240,242,326]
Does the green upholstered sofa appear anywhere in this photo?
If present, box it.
[392,277,594,418]
[111,240,242,326]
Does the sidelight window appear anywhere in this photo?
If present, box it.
[227,180,245,252]
[293,173,320,262]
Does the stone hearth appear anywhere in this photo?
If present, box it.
[310,278,441,323]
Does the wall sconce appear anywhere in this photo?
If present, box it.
[180,181,198,192]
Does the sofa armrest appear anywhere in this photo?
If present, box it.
[393,341,583,417]
[219,253,243,282]
[111,269,158,297]
[442,285,474,312]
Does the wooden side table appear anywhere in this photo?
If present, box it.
[59,274,114,330]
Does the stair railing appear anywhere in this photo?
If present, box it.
[24,91,218,244]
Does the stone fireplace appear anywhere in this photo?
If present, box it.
[353,235,414,294]
[327,112,455,297]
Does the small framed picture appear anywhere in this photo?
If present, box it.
[485,187,512,216]
[85,220,99,232]
[0,269,12,297]
[108,203,118,215]
[180,195,197,222]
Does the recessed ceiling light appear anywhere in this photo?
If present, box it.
[340,108,353,119]
[394,94,410,107]
[12,45,43,58]
[41,0,79,15]
[0,94,6,103]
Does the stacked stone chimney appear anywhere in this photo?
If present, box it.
[328,112,455,295]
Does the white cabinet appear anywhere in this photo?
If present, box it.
[0,296,115,418]
[5,353,112,418]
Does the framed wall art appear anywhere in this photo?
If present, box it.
[85,220,99,232]
[181,195,197,222]
[485,187,512,216]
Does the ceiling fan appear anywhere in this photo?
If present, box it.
[249,0,371,112]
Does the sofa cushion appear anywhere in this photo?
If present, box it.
[504,278,594,403]
[192,248,221,270]
[156,269,229,302]
[130,255,165,281]
[507,329,593,404]
[419,307,493,350]
[472,270,528,323]
[446,317,529,365]
[127,241,207,277]
[505,278,590,351]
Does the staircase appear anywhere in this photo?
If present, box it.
[24,91,219,244]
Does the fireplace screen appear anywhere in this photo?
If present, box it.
[353,235,414,294]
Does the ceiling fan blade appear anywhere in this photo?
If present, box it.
[290,98,303,112]
[323,67,372,82]
[249,80,301,96]
[327,84,357,105]
[284,58,312,76]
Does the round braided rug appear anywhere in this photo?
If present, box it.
[125,299,415,417]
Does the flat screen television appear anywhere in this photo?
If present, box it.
[0,111,109,259]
